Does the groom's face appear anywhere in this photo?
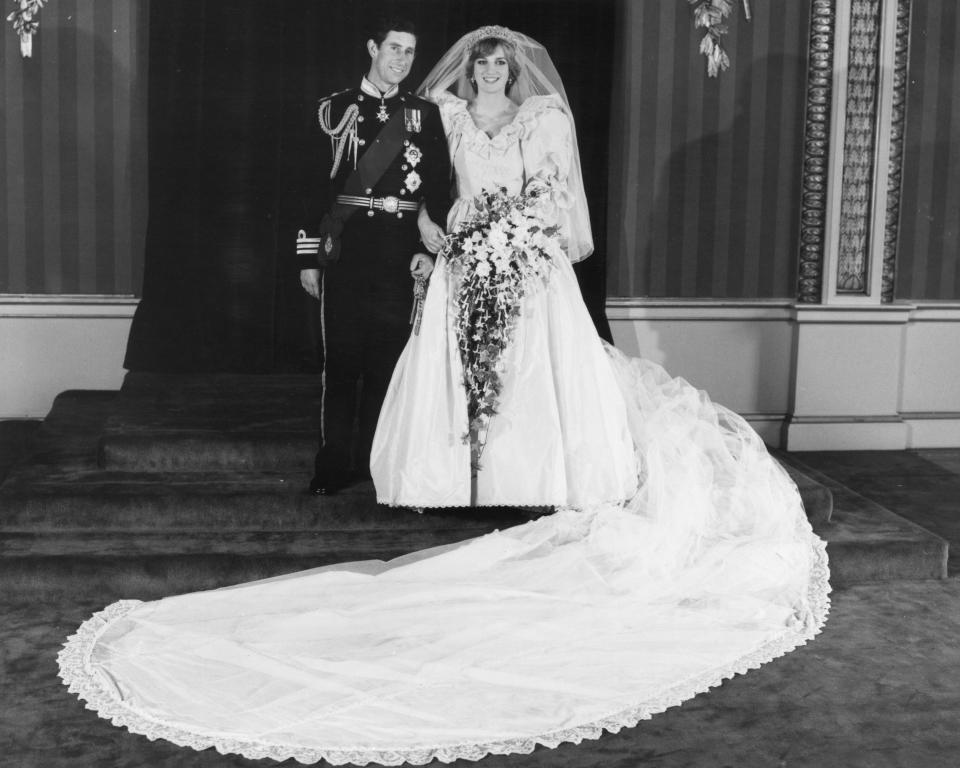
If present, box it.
[367,31,417,92]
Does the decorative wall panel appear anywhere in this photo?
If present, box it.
[606,1,810,299]
[835,0,882,294]
[880,0,911,303]
[0,0,148,295]
[797,0,837,303]
[896,0,960,301]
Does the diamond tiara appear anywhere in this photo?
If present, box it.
[463,25,521,48]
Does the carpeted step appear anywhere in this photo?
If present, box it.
[0,554,386,599]
[100,431,317,472]
[0,526,504,558]
[0,386,946,595]
[0,474,525,531]
[0,389,530,596]
[0,527,503,599]
[97,372,321,471]
[95,374,837,525]
[781,449,960,576]
[779,455,948,586]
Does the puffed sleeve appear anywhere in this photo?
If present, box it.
[521,100,574,206]
[520,100,577,244]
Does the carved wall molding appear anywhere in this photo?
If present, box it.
[797,1,837,303]
[881,0,911,303]
[836,0,882,294]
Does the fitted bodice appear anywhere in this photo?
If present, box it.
[434,92,568,230]
[453,136,524,200]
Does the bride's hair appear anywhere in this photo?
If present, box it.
[465,37,521,95]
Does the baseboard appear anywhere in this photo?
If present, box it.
[785,416,910,451]
[740,414,788,447]
[902,413,960,449]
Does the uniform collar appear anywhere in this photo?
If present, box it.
[361,77,400,100]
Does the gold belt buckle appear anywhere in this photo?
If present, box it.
[381,196,400,214]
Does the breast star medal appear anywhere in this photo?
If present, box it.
[404,170,422,193]
[404,143,422,167]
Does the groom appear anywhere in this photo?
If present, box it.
[296,17,450,495]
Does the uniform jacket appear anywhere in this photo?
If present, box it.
[295,83,452,270]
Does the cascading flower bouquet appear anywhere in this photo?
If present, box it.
[440,184,565,470]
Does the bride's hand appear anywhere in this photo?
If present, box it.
[410,253,435,280]
[417,207,446,253]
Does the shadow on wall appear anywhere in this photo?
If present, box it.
[642,53,805,302]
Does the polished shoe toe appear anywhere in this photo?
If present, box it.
[308,473,352,496]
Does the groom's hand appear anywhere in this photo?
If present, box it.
[410,253,435,280]
[300,269,321,300]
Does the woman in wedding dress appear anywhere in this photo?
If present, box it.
[58,26,830,767]
[370,29,637,508]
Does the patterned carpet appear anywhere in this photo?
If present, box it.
[2,418,959,765]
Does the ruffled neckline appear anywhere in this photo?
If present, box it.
[433,91,563,156]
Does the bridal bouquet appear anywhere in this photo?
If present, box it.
[440,185,565,470]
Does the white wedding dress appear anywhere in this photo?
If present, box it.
[371,93,637,507]
[58,91,830,767]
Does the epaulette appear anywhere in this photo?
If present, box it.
[318,87,355,105]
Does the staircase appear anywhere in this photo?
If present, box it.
[0,374,948,598]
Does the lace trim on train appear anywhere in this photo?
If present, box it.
[57,535,830,767]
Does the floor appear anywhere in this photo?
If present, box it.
[1,429,959,767]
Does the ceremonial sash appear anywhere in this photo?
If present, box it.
[315,108,408,266]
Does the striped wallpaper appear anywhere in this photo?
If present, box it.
[0,0,147,295]
[605,1,810,299]
[896,0,960,301]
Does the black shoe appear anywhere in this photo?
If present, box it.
[308,472,353,496]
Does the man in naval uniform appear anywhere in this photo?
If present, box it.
[296,18,450,495]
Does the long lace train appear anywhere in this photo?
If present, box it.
[58,348,830,766]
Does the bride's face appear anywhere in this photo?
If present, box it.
[472,45,510,95]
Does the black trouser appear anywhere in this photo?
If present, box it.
[314,214,420,480]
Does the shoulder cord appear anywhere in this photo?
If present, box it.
[318,101,360,179]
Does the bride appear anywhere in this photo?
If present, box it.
[370,28,637,508]
[58,26,830,767]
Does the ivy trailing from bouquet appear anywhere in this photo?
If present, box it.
[440,186,564,471]
[7,0,47,56]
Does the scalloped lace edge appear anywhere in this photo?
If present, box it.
[376,500,617,510]
[57,534,830,766]
[437,92,563,157]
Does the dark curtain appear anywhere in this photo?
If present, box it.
[125,0,615,373]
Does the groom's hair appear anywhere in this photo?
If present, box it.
[370,16,418,47]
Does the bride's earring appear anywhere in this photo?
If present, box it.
[470,76,478,93]
[506,75,514,93]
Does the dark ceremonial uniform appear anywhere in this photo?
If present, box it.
[296,77,451,486]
